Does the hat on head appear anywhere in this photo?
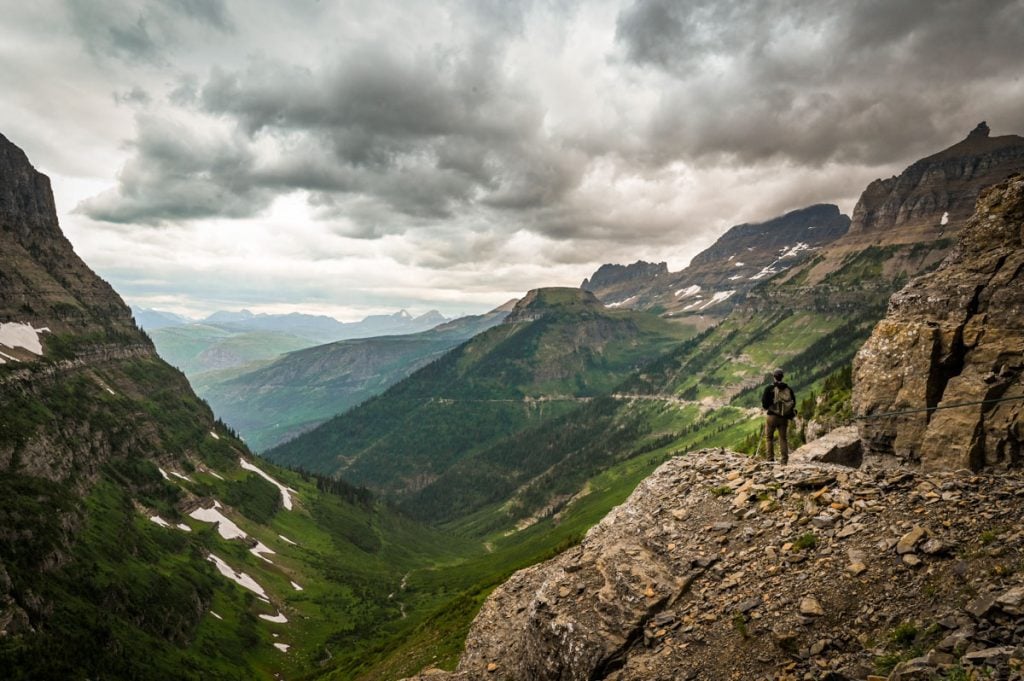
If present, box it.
[772,368,784,380]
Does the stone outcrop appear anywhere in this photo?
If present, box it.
[403,450,1024,680]
[852,174,1024,470]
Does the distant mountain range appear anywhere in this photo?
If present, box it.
[140,307,453,376]
[194,306,514,452]
[581,122,1024,322]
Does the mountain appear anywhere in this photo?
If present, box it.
[200,308,450,343]
[844,122,1024,245]
[853,172,1024,470]
[147,323,316,375]
[148,308,454,379]
[0,132,480,680]
[131,307,193,330]
[193,306,513,452]
[583,203,851,320]
[580,260,669,308]
[265,287,697,516]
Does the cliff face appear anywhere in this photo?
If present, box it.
[0,133,143,341]
[846,123,1024,245]
[404,450,1024,681]
[852,174,1024,470]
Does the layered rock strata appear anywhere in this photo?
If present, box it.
[852,174,1024,470]
[404,450,1024,680]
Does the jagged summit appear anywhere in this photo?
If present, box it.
[504,287,603,323]
[581,261,668,291]
[846,123,1024,240]
[968,120,990,139]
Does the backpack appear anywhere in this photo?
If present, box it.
[772,385,796,419]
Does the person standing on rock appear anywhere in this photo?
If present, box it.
[761,368,796,464]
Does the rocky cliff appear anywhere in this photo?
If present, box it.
[852,174,1024,470]
[404,450,1024,680]
[582,204,850,320]
[845,123,1024,245]
[0,133,143,341]
[581,261,669,307]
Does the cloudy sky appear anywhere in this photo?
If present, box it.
[3,0,1023,320]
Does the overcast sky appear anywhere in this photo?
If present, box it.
[3,0,1023,320]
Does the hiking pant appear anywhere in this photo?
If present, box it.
[765,414,789,463]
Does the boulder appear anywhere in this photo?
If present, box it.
[791,426,863,467]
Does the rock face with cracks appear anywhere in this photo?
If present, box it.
[852,173,1024,470]
[403,449,1024,681]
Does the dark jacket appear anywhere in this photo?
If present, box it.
[762,381,795,416]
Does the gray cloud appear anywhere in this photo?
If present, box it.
[60,0,1024,306]
[82,37,591,232]
[617,0,1024,166]
[65,0,233,62]
[77,113,273,224]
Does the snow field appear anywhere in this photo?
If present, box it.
[239,458,295,510]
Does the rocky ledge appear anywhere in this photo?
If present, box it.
[406,450,1024,680]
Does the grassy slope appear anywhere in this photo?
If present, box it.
[266,305,696,499]
[0,354,480,680]
[190,313,510,453]
[340,290,890,678]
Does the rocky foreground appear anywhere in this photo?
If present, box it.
[407,450,1024,680]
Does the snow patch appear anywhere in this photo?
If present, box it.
[682,298,704,311]
[208,470,225,481]
[278,534,297,546]
[779,242,810,258]
[259,611,288,623]
[207,554,267,597]
[675,285,701,298]
[149,516,170,528]
[250,541,276,564]
[0,323,50,356]
[176,523,192,532]
[239,458,294,510]
[698,290,736,310]
[734,262,745,267]
[171,471,192,482]
[605,295,638,309]
[189,502,248,541]
[158,468,171,481]
[210,611,223,620]
[105,387,116,395]
[273,643,290,653]
[728,275,743,281]
[290,581,303,592]
[940,211,949,226]
[209,431,220,440]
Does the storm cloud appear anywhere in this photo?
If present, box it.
[4,0,1024,317]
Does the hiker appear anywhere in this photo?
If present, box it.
[761,368,796,464]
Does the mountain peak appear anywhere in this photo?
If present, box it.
[505,287,602,323]
[967,120,990,139]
